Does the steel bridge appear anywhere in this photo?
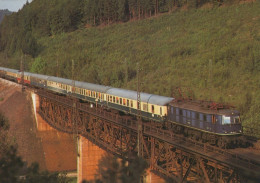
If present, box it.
[35,89,260,183]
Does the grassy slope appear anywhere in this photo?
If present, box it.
[2,2,260,128]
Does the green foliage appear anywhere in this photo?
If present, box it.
[21,163,70,183]
[92,153,148,183]
[30,57,47,74]
[0,145,24,183]
[0,112,10,131]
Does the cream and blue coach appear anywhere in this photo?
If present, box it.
[106,88,174,122]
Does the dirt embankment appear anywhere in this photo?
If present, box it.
[0,79,46,170]
[0,79,77,172]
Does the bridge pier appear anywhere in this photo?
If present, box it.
[32,93,54,131]
[77,136,105,183]
[31,91,77,172]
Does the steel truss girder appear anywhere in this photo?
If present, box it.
[150,138,246,183]
[36,91,258,183]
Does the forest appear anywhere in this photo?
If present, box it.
[0,0,236,57]
[0,0,259,132]
[0,9,12,24]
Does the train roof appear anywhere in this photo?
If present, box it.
[26,72,50,80]
[48,76,110,93]
[0,67,19,73]
[169,100,239,116]
[106,88,174,106]
[48,76,72,85]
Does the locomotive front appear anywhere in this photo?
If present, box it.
[218,109,242,135]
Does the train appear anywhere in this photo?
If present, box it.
[0,67,243,148]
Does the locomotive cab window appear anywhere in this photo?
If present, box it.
[222,116,231,125]
[234,116,240,124]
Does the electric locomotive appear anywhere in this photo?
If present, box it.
[167,100,242,148]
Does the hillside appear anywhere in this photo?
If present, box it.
[0,2,259,130]
[0,9,12,24]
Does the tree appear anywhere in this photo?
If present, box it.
[94,153,148,183]
[0,113,23,183]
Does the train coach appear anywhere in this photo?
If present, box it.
[0,67,173,122]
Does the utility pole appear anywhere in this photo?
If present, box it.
[20,54,25,92]
[72,59,80,157]
[137,62,143,158]
[124,58,128,85]
[56,59,60,77]
[208,59,212,101]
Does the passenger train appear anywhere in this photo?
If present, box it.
[0,67,243,148]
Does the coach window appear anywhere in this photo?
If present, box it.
[143,104,147,111]
[160,107,162,115]
[137,102,139,109]
[113,96,115,103]
[120,98,122,105]
[131,100,133,108]
[127,99,129,106]
[151,105,154,113]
